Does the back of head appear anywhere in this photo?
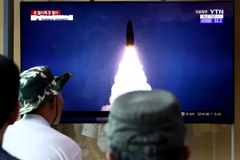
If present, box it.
[106,90,186,160]
[0,55,19,128]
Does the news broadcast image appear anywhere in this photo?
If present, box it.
[21,2,234,123]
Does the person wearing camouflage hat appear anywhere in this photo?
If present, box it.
[3,66,82,160]
[105,90,190,160]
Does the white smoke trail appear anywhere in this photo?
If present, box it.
[109,46,152,104]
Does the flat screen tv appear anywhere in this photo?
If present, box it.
[20,1,234,124]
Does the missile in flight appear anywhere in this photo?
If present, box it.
[126,20,134,47]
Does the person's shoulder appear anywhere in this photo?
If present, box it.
[6,121,21,130]
[56,134,82,159]
[3,121,21,139]
[52,130,80,149]
[49,131,82,158]
[33,127,81,159]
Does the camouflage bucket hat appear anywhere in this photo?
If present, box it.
[18,66,73,115]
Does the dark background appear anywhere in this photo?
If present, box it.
[21,2,234,123]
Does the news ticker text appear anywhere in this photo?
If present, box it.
[181,111,223,117]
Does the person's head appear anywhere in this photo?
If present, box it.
[18,66,73,125]
[105,90,189,160]
[0,55,20,132]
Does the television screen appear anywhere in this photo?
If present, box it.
[20,2,234,124]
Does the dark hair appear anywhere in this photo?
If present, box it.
[0,55,20,128]
[110,145,184,160]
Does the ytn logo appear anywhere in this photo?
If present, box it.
[210,9,224,14]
